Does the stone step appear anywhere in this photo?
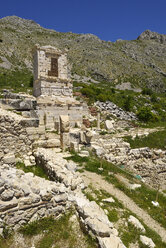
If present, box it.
[33,139,60,149]
[45,132,60,140]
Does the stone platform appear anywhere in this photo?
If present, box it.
[36,95,88,129]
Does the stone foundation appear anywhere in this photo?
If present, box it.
[0,165,70,231]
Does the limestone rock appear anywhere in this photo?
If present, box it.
[128,215,145,233]
[60,115,70,133]
[85,217,111,237]
[140,235,155,248]
[3,153,15,164]
[98,235,126,248]
[102,197,115,203]
[128,184,141,190]
[1,190,14,201]
[105,120,114,130]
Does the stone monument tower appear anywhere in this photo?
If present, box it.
[33,45,72,97]
[33,44,88,129]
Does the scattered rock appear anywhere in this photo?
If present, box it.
[128,215,145,233]
[128,184,141,190]
[105,120,114,130]
[102,197,115,203]
[140,235,155,248]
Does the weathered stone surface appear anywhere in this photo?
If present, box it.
[3,153,15,164]
[140,235,155,248]
[60,115,70,133]
[102,197,115,203]
[98,235,126,248]
[34,148,84,190]
[85,217,111,237]
[0,163,70,228]
[1,99,36,111]
[128,184,141,190]
[96,101,137,121]
[52,194,68,203]
[128,215,145,233]
[105,120,114,130]
[91,145,105,157]
[1,190,14,201]
[33,45,72,97]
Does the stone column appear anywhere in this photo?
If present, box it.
[97,112,100,130]
[59,115,70,151]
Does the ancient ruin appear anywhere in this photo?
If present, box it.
[33,45,72,97]
[0,44,166,248]
[33,45,87,130]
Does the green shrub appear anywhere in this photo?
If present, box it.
[123,95,133,111]
[16,162,49,180]
[0,69,33,93]
[151,94,158,103]
[142,88,153,96]
[124,129,166,150]
[137,107,159,122]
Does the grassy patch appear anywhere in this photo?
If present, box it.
[19,213,97,248]
[0,225,13,248]
[0,69,33,93]
[120,222,141,247]
[66,153,133,180]
[124,129,166,149]
[107,209,119,222]
[16,162,49,180]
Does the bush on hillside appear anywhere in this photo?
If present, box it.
[123,95,133,111]
[137,106,159,122]
[142,88,153,96]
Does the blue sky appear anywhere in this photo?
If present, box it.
[0,0,165,41]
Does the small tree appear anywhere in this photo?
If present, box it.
[137,106,159,122]
[123,95,133,112]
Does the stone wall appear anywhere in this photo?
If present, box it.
[0,164,70,232]
[0,111,33,165]
[0,108,47,166]
[91,135,166,189]
[34,46,69,81]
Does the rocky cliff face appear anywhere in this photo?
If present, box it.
[0,16,166,92]
[137,30,166,44]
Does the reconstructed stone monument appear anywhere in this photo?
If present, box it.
[33,45,72,97]
[33,45,88,129]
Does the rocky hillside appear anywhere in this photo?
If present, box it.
[0,16,166,92]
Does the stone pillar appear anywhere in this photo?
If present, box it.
[45,112,55,130]
[59,115,70,151]
[97,112,100,130]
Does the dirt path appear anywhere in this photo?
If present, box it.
[81,171,166,243]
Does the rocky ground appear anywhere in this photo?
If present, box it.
[81,170,166,243]
[0,94,166,248]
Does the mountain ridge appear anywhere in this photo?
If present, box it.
[0,16,166,92]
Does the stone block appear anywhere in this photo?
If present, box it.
[20,119,39,128]
[1,99,37,111]
[85,217,111,237]
[37,126,45,135]
[46,139,60,148]
[3,153,15,164]
[60,133,70,150]
[98,235,126,248]
[70,141,79,152]
[105,120,114,130]
[59,115,70,133]
[140,235,155,248]
[28,134,39,141]
[128,215,145,232]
